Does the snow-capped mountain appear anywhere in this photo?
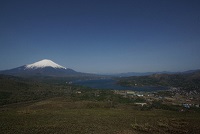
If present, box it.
[0,59,82,77]
[25,59,67,69]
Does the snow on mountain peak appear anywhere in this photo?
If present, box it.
[25,59,66,69]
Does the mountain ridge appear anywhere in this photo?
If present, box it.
[111,69,200,77]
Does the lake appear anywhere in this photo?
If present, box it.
[73,79,168,92]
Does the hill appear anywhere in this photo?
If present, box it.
[0,74,71,105]
[118,70,200,91]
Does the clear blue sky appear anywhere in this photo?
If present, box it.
[0,0,200,73]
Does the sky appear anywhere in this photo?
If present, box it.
[0,0,200,73]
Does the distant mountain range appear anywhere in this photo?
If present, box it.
[111,69,200,77]
[0,59,86,77]
[0,59,199,78]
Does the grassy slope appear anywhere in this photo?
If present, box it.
[1,97,200,134]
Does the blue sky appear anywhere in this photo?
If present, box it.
[0,0,200,73]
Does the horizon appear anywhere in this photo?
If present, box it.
[0,58,199,74]
[0,0,200,73]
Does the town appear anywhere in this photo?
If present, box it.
[114,87,200,110]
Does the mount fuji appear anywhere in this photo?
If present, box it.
[0,59,84,77]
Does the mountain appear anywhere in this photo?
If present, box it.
[112,71,177,77]
[0,59,83,77]
[25,59,66,69]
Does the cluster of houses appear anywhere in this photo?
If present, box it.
[114,90,144,97]
[113,89,200,109]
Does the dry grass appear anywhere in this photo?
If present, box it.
[1,97,200,134]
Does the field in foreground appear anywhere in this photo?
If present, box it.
[1,97,200,134]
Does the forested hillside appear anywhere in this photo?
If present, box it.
[118,70,200,91]
[0,75,68,105]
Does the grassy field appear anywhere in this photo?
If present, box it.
[1,97,200,134]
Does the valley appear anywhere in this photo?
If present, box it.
[0,60,200,133]
[1,72,200,133]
